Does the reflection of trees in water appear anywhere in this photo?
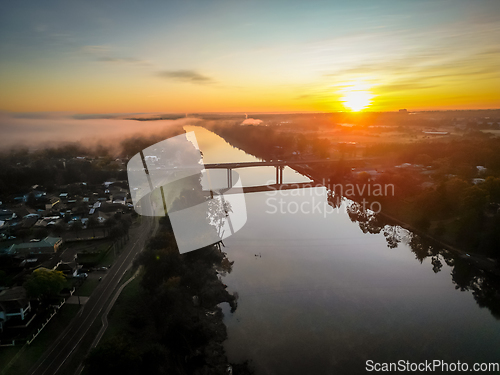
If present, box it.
[327,189,343,210]
[346,201,384,235]
[346,201,405,249]
[450,256,500,319]
[343,199,500,320]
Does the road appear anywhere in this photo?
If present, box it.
[27,216,155,375]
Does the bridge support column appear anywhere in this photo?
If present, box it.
[275,166,284,184]
[227,168,233,188]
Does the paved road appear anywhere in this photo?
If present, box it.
[28,216,154,375]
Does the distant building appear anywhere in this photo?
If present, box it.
[423,131,449,136]
[399,109,408,114]
[472,178,486,185]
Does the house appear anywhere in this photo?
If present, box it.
[422,130,449,136]
[55,261,78,277]
[0,286,31,332]
[472,178,486,185]
[0,210,16,221]
[45,197,60,210]
[96,211,111,224]
[23,190,47,203]
[22,216,39,229]
[476,166,487,175]
[7,236,63,256]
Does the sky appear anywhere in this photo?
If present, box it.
[0,0,499,114]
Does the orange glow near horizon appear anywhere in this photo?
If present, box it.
[339,82,374,112]
[341,90,373,112]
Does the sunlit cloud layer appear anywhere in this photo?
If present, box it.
[0,0,498,113]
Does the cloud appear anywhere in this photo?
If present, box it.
[80,45,153,67]
[81,45,111,54]
[295,94,312,100]
[0,112,196,152]
[241,118,263,125]
[10,112,64,119]
[376,83,437,94]
[72,113,146,120]
[99,57,151,66]
[157,70,214,84]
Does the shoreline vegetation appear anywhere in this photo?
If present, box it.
[84,215,253,375]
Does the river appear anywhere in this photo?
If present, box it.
[186,125,500,374]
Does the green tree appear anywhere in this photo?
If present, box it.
[87,216,99,238]
[483,176,500,203]
[71,220,83,238]
[33,227,49,239]
[104,217,117,235]
[461,185,488,212]
[415,154,432,166]
[85,336,141,375]
[26,192,37,208]
[51,223,65,237]
[24,268,66,300]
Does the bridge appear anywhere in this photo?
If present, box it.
[204,158,365,186]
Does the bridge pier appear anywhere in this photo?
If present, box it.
[275,166,284,184]
[227,168,233,188]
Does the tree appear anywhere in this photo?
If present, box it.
[71,220,83,238]
[0,270,9,287]
[104,217,117,235]
[26,192,37,208]
[33,227,49,239]
[461,185,488,212]
[85,337,141,375]
[24,268,66,300]
[483,176,500,203]
[415,154,432,166]
[87,216,99,238]
[51,223,65,237]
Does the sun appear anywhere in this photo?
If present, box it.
[341,90,373,112]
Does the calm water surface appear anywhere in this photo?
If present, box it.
[186,126,500,375]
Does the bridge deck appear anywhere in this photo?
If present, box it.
[204,158,364,169]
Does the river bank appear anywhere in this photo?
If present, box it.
[203,124,500,278]
[85,216,253,375]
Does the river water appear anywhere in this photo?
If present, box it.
[186,125,500,375]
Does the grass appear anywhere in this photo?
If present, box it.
[97,245,117,267]
[0,304,81,375]
[67,239,113,253]
[77,278,100,297]
[77,242,114,267]
[101,276,141,342]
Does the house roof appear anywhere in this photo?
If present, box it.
[55,261,77,272]
[0,286,30,312]
[8,236,62,255]
[13,236,61,250]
